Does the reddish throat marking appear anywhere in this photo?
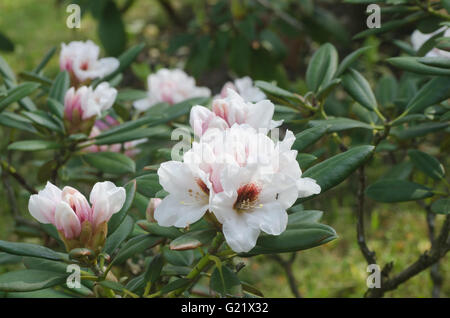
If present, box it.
[233,183,261,212]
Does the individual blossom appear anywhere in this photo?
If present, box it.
[63,82,117,134]
[83,116,146,157]
[189,88,282,137]
[28,181,126,253]
[60,40,119,84]
[411,27,450,58]
[216,76,266,103]
[154,124,321,253]
[133,68,211,112]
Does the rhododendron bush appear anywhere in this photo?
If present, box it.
[0,0,449,299]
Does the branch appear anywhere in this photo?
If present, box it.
[356,166,377,265]
[269,253,302,298]
[366,214,450,297]
[1,160,37,194]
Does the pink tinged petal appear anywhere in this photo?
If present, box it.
[154,194,208,228]
[28,181,62,224]
[61,186,91,224]
[297,177,321,198]
[222,217,260,253]
[90,181,126,227]
[54,202,82,240]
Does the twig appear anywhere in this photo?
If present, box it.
[269,253,302,298]
[1,160,37,194]
[425,208,443,298]
[366,215,450,297]
[356,166,377,265]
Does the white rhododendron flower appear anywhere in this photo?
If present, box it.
[64,82,117,121]
[154,124,320,253]
[133,68,211,112]
[190,88,282,137]
[216,76,266,102]
[411,27,450,58]
[60,40,119,83]
[28,181,125,240]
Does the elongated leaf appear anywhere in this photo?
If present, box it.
[98,0,126,56]
[0,82,40,112]
[8,140,61,151]
[144,254,164,284]
[287,210,323,225]
[292,125,327,152]
[160,278,190,294]
[241,223,337,256]
[163,248,194,267]
[408,150,445,180]
[210,266,242,296]
[170,229,216,251]
[387,57,450,76]
[309,117,374,132]
[104,216,134,255]
[336,46,371,77]
[366,179,434,202]
[302,145,375,195]
[0,241,64,261]
[135,174,162,198]
[306,43,338,92]
[94,126,168,145]
[137,220,182,239]
[401,76,450,115]
[0,112,37,133]
[33,47,57,73]
[341,68,378,111]
[0,270,67,292]
[82,152,136,174]
[22,110,63,132]
[431,199,450,215]
[419,57,450,69]
[391,122,449,140]
[48,71,69,105]
[111,235,162,265]
[297,153,317,170]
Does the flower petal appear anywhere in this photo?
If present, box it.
[154,194,208,228]
[222,216,260,253]
[90,181,126,227]
[297,177,321,198]
[54,202,82,240]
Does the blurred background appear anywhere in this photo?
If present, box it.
[0,0,448,297]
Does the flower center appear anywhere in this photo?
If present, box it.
[233,183,262,213]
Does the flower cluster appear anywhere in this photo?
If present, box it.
[133,68,211,112]
[154,92,321,253]
[28,181,125,253]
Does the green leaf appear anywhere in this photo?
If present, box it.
[366,179,434,202]
[309,117,374,132]
[0,82,40,112]
[21,110,63,132]
[0,253,22,265]
[0,270,67,292]
[169,229,216,251]
[135,174,163,198]
[210,266,242,296]
[336,46,372,77]
[48,71,69,106]
[160,278,190,294]
[341,68,378,111]
[33,46,57,74]
[163,248,195,267]
[94,126,168,145]
[241,223,337,256]
[108,181,136,234]
[292,125,327,152]
[408,150,445,180]
[297,153,317,170]
[104,216,134,255]
[99,280,126,293]
[144,254,164,284]
[255,80,302,104]
[306,43,338,92]
[23,257,68,274]
[431,198,450,215]
[391,122,449,140]
[0,31,14,52]
[98,0,126,56]
[400,76,450,116]
[418,57,450,69]
[302,145,375,195]
[111,235,163,266]
[0,112,37,133]
[387,57,450,76]
[288,210,323,225]
[82,152,136,175]
[137,220,182,239]
[0,241,65,262]
[375,75,398,107]
[7,140,61,151]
